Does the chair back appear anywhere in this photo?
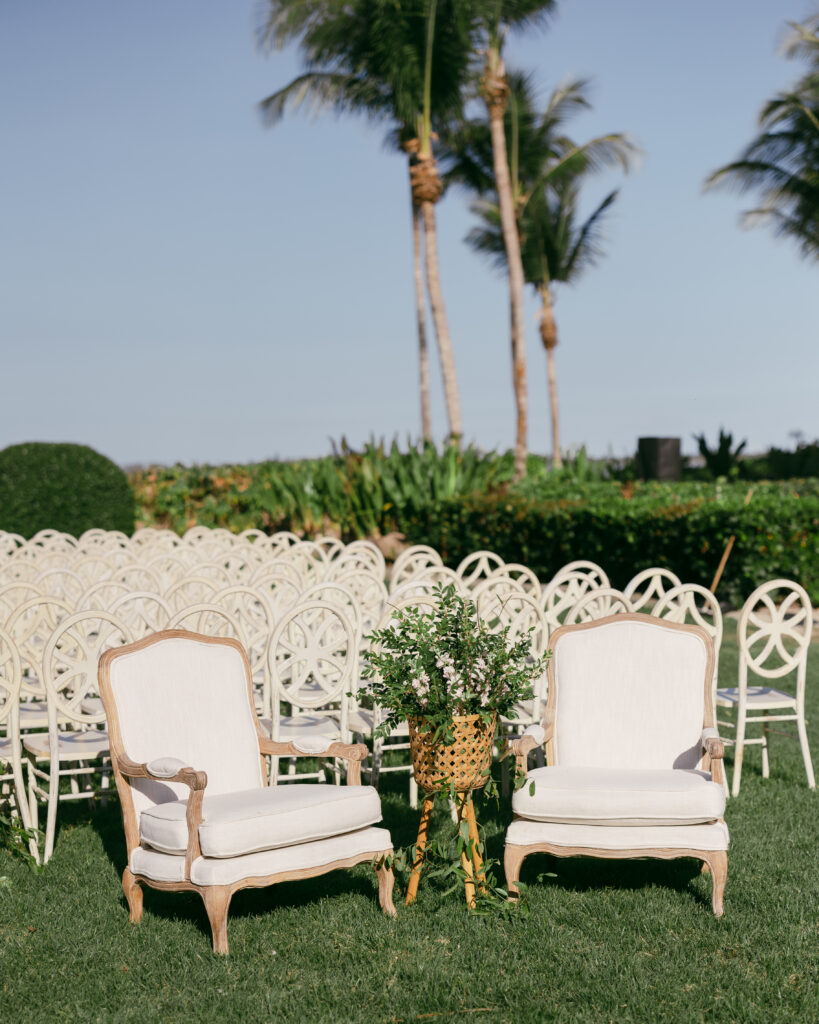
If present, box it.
[99,631,264,825]
[546,615,714,771]
[738,579,812,700]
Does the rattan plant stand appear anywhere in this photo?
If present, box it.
[404,713,495,909]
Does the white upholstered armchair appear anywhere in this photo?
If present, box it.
[505,614,728,915]
[98,630,395,954]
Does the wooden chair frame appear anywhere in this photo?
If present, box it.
[99,629,395,954]
[505,614,728,916]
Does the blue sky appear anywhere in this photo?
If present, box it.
[1,1,816,467]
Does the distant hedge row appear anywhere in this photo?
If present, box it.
[400,485,819,606]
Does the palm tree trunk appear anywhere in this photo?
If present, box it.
[419,197,462,440]
[411,201,432,440]
[484,49,528,478]
[539,284,562,469]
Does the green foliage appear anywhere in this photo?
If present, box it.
[694,429,747,479]
[402,481,819,605]
[363,584,545,742]
[0,442,134,539]
[131,439,523,537]
[706,14,819,259]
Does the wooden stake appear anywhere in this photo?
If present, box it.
[710,487,754,594]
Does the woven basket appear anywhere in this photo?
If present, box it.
[408,713,497,793]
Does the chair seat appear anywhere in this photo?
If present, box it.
[512,766,725,826]
[347,709,410,737]
[131,825,393,885]
[19,703,49,729]
[140,783,383,858]
[716,686,796,709]
[22,729,110,760]
[81,696,104,716]
[258,714,339,743]
[506,817,729,852]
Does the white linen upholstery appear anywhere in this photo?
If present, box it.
[146,756,187,778]
[511,766,725,826]
[553,619,709,770]
[506,818,729,851]
[108,637,262,823]
[130,826,393,886]
[140,783,382,858]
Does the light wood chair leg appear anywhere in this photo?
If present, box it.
[375,860,397,917]
[703,851,727,917]
[122,867,143,923]
[797,715,816,789]
[201,885,233,955]
[405,793,434,905]
[504,844,526,900]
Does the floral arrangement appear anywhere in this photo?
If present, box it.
[362,584,548,743]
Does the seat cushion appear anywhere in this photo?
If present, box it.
[506,818,729,852]
[22,729,110,761]
[131,825,393,886]
[140,783,383,858]
[512,766,725,826]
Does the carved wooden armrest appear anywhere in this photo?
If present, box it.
[506,714,553,774]
[701,728,725,760]
[257,738,369,785]
[116,754,208,876]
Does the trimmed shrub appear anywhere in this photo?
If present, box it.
[400,483,819,606]
[0,442,135,538]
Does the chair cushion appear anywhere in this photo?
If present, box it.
[512,766,725,826]
[140,783,383,858]
[130,825,393,886]
[506,818,729,852]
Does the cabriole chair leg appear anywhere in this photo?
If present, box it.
[201,885,233,955]
[122,868,143,923]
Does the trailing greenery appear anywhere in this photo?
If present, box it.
[0,442,135,539]
[0,628,817,1023]
[402,482,819,606]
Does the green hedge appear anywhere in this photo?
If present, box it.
[400,483,819,606]
[0,442,135,539]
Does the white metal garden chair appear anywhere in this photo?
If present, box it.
[24,610,132,862]
[717,579,815,796]
[623,567,682,613]
[0,627,34,845]
[564,587,634,624]
[265,601,359,784]
[389,545,443,590]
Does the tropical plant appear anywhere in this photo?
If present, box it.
[706,13,819,259]
[444,74,636,468]
[694,428,747,479]
[258,0,472,438]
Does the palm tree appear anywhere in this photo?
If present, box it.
[473,1,557,478]
[706,14,819,260]
[444,74,636,467]
[258,0,471,439]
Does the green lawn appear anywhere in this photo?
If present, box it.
[2,622,818,1023]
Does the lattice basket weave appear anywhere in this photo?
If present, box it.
[408,713,497,793]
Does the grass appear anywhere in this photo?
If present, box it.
[1,622,818,1023]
